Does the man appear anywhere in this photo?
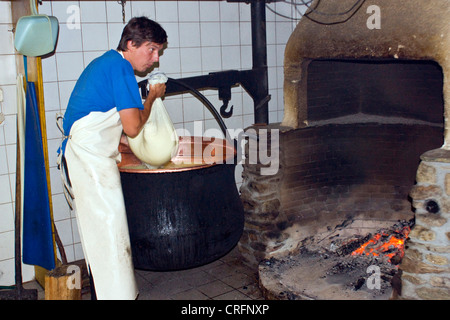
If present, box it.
[60,17,167,300]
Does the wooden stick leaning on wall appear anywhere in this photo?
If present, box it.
[11,0,61,282]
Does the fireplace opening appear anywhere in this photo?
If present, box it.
[307,59,444,124]
[286,59,445,229]
[239,59,445,299]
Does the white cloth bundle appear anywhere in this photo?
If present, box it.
[146,70,168,85]
[127,71,179,168]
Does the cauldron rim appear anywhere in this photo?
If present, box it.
[118,135,237,173]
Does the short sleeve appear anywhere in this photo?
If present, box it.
[111,60,144,111]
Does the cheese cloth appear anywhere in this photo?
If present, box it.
[127,71,179,168]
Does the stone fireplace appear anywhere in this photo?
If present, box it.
[238,0,450,299]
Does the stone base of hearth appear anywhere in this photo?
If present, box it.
[395,148,450,300]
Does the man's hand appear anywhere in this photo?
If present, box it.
[147,82,166,101]
[119,83,166,138]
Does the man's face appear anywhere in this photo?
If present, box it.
[125,40,164,73]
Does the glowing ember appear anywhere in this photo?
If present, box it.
[351,226,410,264]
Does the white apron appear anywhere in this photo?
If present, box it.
[64,108,138,300]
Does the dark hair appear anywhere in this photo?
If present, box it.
[117,16,167,51]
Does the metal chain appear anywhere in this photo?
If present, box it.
[118,0,126,24]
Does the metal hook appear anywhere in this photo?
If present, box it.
[220,100,233,118]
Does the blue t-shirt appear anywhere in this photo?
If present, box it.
[63,50,143,139]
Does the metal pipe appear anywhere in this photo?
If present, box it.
[250,0,269,124]
[251,0,268,70]
[167,77,229,140]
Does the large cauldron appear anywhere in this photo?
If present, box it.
[118,135,244,271]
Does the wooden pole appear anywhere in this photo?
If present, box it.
[11,0,59,284]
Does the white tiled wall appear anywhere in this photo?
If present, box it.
[0,0,304,285]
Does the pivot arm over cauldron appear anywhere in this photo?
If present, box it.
[139,69,267,118]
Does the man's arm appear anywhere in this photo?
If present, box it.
[119,83,166,138]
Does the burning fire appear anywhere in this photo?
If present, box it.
[351,226,411,264]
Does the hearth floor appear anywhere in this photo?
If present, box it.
[257,218,412,300]
[259,251,394,300]
[26,246,263,300]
